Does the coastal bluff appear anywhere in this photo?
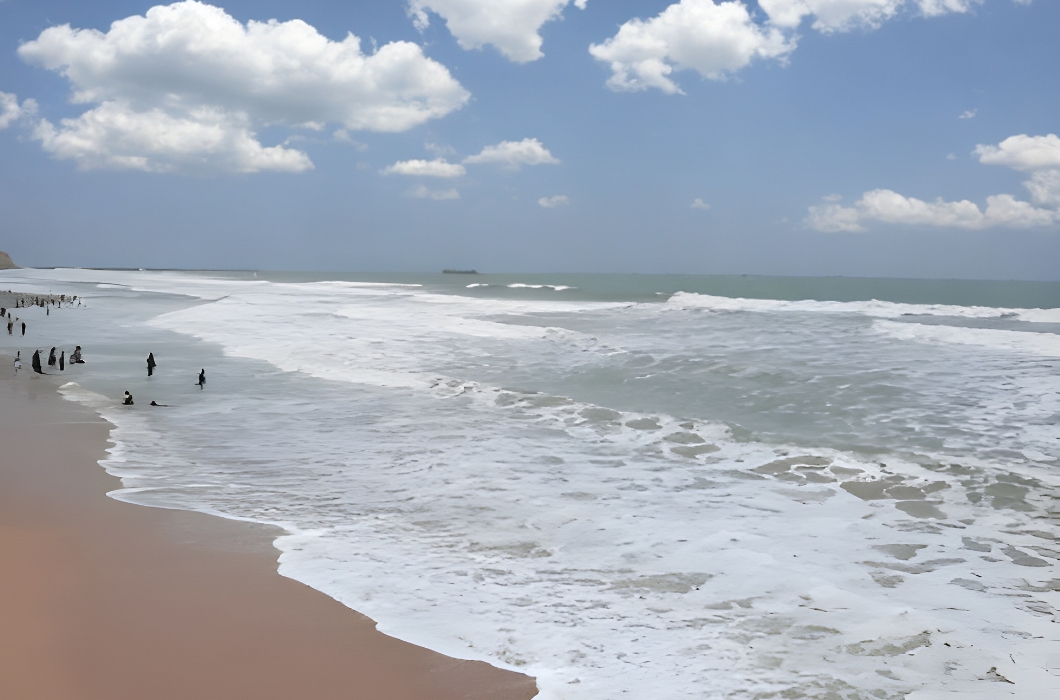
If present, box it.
[0,250,17,269]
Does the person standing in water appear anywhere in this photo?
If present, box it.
[21,321,26,336]
[197,368,206,389]
[47,347,57,368]
[13,351,21,373]
[31,349,43,374]
[147,352,156,377]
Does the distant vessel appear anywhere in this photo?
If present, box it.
[443,269,478,274]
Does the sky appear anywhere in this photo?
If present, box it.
[0,0,1058,279]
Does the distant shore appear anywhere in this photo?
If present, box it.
[0,362,537,699]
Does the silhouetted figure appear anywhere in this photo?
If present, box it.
[1,307,5,316]
[21,321,26,336]
[48,347,57,368]
[71,346,84,364]
[31,350,42,374]
[6,320,10,335]
[46,306,49,316]
[149,400,170,406]
[197,369,206,389]
[123,391,134,406]
[147,352,156,377]
[59,351,65,371]
[13,351,21,373]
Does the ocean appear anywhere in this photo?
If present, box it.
[2,268,1059,698]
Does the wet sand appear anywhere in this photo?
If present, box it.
[0,363,537,700]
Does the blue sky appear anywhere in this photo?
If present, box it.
[0,0,1057,278]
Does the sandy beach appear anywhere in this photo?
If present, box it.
[0,360,537,700]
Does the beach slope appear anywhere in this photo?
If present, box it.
[0,366,537,700]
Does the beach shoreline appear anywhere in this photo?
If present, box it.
[0,360,538,700]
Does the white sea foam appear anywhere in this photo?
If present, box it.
[508,283,576,291]
[7,269,1060,699]
[874,319,1060,357]
[667,291,1060,324]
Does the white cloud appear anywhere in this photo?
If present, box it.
[1024,169,1060,208]
[691,197,712,210]
[594,1,980,93]
[409,0,586,63]
[0,92,21,129]
[0,91,37,129]
[382,158,466,177]
[975,133,1060,171]
[959,108,977,119]
[807,133,1060,232]
[807,190,1057,231]
[589,0,793,94]
[464,138,559,169]
[406,184,460,199]
[18,1,468,173]
[32,102,312,173]
[538,194,569,208]
[759,0,977,33]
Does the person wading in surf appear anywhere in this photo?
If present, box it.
[197,368,206,389]
[147,352,156,377]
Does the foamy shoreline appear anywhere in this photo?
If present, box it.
[0,356,538,699]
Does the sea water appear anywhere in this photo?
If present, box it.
[2,268,1058,699]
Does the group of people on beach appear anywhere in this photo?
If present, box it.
[3,308,27,336]
[13,345,85,374]
[120,354,206,406]
[5,290,205,407]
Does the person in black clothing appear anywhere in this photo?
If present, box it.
[48,347,57,368]
[59,350,65,371]
[197,368,206,389]
[147,352,156,377]
[31,349,43,374]
[21,321,26,336]
[123,391,134,405]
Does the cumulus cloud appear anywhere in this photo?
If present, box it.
[807,190,1056,232]
[593,0,979,93]
[959,108,977,119]
[409,0,586,63]
[975,133,1060,171]
[1024,169,1060,208]
[691,198,712,210]
[538,194,569,207]
[806,133,1060,232]
[381,158,466,177]
[0,91,37,129]
[32,102,312,172]
[759,0,977,32]
[17,1,468,173]
[406,184,460,200]
[464,138,559,169]
[589,1,793,94]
